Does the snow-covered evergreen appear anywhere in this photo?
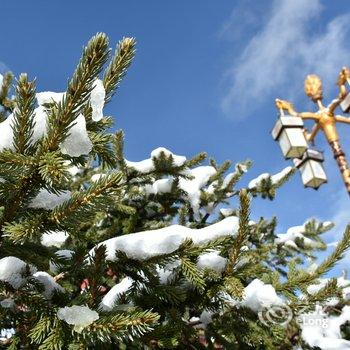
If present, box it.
[0,33,349,349]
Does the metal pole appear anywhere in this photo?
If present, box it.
[329,140,350,195]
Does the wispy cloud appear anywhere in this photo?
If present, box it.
[221,0,350,119]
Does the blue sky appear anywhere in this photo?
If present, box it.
[1,0,350,264]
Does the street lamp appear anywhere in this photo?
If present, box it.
[293,149,327,189]
[273,67,350,195]
[272,111,308,159]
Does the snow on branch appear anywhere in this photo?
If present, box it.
[0,78,106,157]
[90,216,239,261]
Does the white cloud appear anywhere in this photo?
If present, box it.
[219,0,265,43]
[221,0,350,119]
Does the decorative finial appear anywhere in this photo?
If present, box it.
[338,66,350,86]
[304,74,323,102]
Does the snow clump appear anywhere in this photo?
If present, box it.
[57,305,99,333]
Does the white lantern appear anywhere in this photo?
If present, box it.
[294,149,327,189]
[272,113,308,159]
[340,75,350,112]
[340,93,350,113]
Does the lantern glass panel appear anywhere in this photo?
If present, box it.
[340,93,350,113]
[300,160,327,188]
[279,128,308,158]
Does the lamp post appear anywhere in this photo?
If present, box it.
[273,67,350,195]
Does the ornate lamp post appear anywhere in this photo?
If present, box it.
[273,67,350,195]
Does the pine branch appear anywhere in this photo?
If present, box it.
[4,214,46,244]
[0,71,14,112]
[0,34,110,239]
[88,131,116,168]
[277,225,350,293]
[82,310,159,343]
[41,33,110,154]
[103,37,136,103]
[113,130,128,175]
[38,151,70,187]
[12,73,36,154]
[226,189,250,275]
[180,256,205,290]
[183,152,207,169]
[0,150,35,169]
[51,171,124,225]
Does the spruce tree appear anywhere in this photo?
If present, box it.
[0,33,350,349]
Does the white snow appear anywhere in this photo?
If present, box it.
[0,256,36,289]
[248,173,269,189]
[284,240,298,249]
[197,251,226,273]
[41,231,68,248]
[275,224,321,249]
[241,279,283,312]
[300,305,350,349]
[90,79,105,121]
[36,83,105,123]
[0,298,14,309]
[60,114,92,157]
[144,178,173,195]
[33,271,64,299]
[125,159,154,173]
[200,310,213,326]
[29,189,71,210]
[307,273,350,300]
[323,221,333,227]
[223,172,236,187]
[125,147,186,173]
[220,208,235,217]
[270,166,293,183]
[57,305,99,333]
[31,106,49,142]
[0,74,3,88]
[100,277,133,311]
[126,149,218,213]
[248,166,293,189]
[143,164,216,214]
[91,173,106,182]
[179,166,216,214]
[189,310,213,329]
[0,328,15,341]
[67,165,82,177]
[0,86,99,157]
[222,161,249,189]
[91,216,239,261]
[151,147,186,166]
[235,162,249,173]
[36,91,65,105]
[0,106,47,152]
[156,261,180,284]
[49,250,74,274]
[0,113,15,151]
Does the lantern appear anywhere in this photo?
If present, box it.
[294,149,327,189]
[340,74,350,113]
[340,93,350,113]
[271,112,308,159]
